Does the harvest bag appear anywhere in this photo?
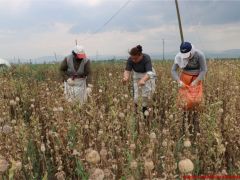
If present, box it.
[64,78,87,104]
[178,72,203,110]
[133,69,156,104]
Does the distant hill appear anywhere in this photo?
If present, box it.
[152,49,240,60]
[6,49,240,64]
[205,49,240,59]
[34,55,65,63]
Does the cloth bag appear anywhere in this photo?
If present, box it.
[177,72,203,110]
[132,69,156,104]
[64,78,87,104]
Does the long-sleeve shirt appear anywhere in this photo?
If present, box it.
[171,49,207,82]
[59,56,92,84]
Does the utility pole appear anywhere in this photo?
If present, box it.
[162,38,165,60]
[96,51,99,61]
[54,52,57,62]
[175,0,184,43]
[75,39,78,46]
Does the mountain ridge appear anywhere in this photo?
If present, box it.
[6,49,240,64]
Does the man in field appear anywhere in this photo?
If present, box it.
[171,41,207,139]
[60,45,93,103]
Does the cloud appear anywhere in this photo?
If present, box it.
[0,0,31,13]
[68,0,108,7]
[180,0,240,26]
[184,23,240,51]
[68,0,240,34]
[1,20,240,60]
[0,0,240,59]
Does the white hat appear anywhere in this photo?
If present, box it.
[73,45,86,59]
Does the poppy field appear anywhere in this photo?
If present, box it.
[0,59,240,179]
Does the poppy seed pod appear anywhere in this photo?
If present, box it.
[0,157,9,173]
[86,150,100,164]
[89,168,104,180]
[178,158,194,173]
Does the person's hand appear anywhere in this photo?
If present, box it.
[178,80,185,87]
[122,77,128,85]
[138,79,146,86]
[62,75,68,83]
[191,80,198,86]
[67,78,75,86]
[86,87,92,96]
[88,84,93,88]
[86,84,93,96]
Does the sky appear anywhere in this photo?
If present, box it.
[0,0,240,60]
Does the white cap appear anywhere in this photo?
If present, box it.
[73,45,86,59]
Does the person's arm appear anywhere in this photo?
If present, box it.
[123,70,131,82]
[123,59,132,83]
[171,63,186,87]
[84,60,92,86]
[171,63,180,82]
[195,53,207,81]
[59,58,68,82]
[138,74,150,86]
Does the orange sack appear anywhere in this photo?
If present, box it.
[177,72,203,110]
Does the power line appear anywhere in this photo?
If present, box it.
[79,0,132,42]
[93,0,132,34]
